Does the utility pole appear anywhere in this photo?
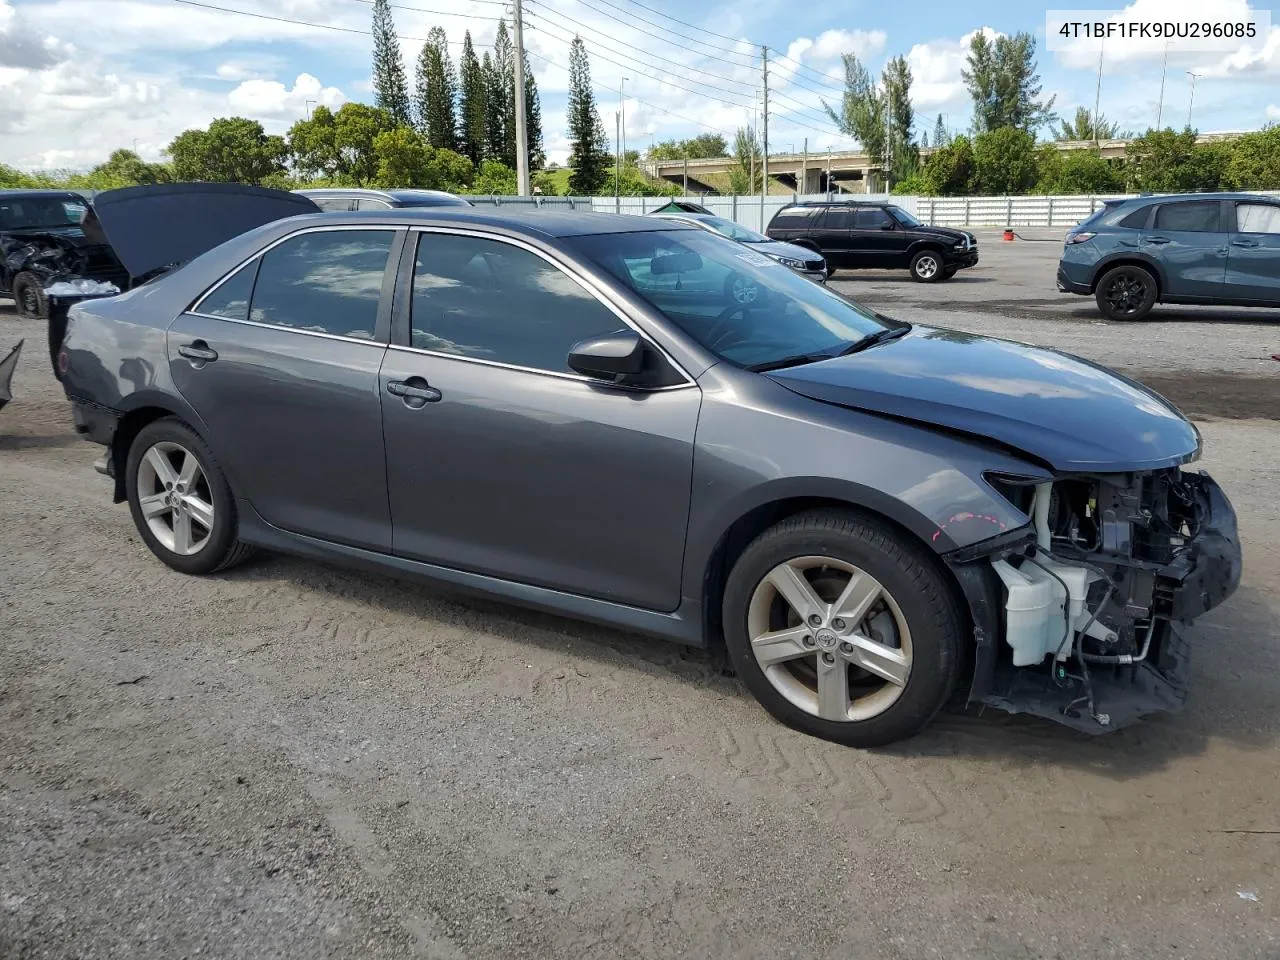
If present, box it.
[761,45,769,205]
[1093,40,1104,151]
[801,137,808,195]
[1156,40,1169,128]
[512,0,530,196]
[1186,71,1201,129]
[826,147,832,197]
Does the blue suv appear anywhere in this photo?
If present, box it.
[1057,192,1280,321]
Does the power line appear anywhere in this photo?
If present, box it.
[163,0,502,42]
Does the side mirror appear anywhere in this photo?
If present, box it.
[880,220,895,230]
[567,330,646,382]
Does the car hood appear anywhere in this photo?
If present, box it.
[911,225,970,243]
[84,182,322,279]
[767,326,1201,472]
[745,239,825,263]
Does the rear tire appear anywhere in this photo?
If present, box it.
[909,250,944,283]
[125,417,254,575]
[721,509,964,747]
[12,272,47,320]
[1095,265,1157,321]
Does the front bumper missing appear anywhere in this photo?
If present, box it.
[946,470,1242,734]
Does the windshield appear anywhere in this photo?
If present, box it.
[697,216,770,243]
[567,229,891,370]
[0,196,87,230]
[887,205,922,228]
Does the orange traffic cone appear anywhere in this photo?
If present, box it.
[1002,229,1015,241]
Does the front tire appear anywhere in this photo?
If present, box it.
[1095,265,1156,321]
[721,509,964,747]
[125,417,253,575]
[12,272,48,319]
[909,250,944,283]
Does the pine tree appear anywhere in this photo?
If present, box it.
[482,52,507,166]
[962,31,1055,133]
[882,55,917,182]
[489,21,517,169]
[933,114,948,148]
[524,61,546,171]
[567,36,609,194]
[458,31,487,165]
[415,26,458,150]
[370,0,411,126]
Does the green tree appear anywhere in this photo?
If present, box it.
[166,117,287,184]
[470,159,518,194]
[1034,146,1124,193]
[646,134,728,161]
[372,126,472,189]
[1055,106,1125,141]
[1125,127,1228,192]
[370,0,411,126]
[415,26,458,151]
[824,53,885,168]
[87,149,171,187]
[728,126,762,194]
[933,114,948,147]
[488,20,516,168]
[1223,125,1280,189]
[458,31,487,165]
[972,126,1038,193]
[963,31,1055,133]
[919,134,975,195]
[566,36,610,195]
[482,52,506,165]
[524,59,546,170]
[288,102,397,185]
[883,54,917,183]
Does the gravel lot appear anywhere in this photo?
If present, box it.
[2,234,1279,959]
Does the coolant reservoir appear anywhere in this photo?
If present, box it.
[991,557,1095,666]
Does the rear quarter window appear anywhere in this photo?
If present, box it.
[1117,206,1152,229]
[769,207,819,230]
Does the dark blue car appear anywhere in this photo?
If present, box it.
[1058,192,1280,321]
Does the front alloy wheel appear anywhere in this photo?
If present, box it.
[747,557,911,723]
[910,250,943,283]
[722,509,963,746]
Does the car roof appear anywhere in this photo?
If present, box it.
[1117,192,1279,205]
[0,189,88,201]
[293,187,396,199]
[305,207,696,238]
[782,199,886,208]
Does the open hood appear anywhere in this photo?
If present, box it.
[768,326,1201,473]
[84,183,321,279]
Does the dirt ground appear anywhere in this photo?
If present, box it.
[2,238,1279,959]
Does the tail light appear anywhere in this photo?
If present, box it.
[1064,231,1096,245]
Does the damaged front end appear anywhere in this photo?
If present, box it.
[947,467,1242,733]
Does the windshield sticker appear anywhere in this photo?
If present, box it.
[735,251,776,267]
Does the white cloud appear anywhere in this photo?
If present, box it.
[1199,24,1280,77]
[785,28,886,66]
[905,27,998,112]
[227,73,345,119]
[1267,104,1280,119]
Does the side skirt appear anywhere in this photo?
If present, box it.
[235,500,707,648]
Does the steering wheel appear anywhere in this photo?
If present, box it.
[704,303,753,350]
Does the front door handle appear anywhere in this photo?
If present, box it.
[177,341,218,364]
[387,378,442,408]
[1231,238,1260,247]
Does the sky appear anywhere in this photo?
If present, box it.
[1,0,1279,171]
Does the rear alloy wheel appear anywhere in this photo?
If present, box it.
[1095,265,1156,321]
[125,417,254,575]
[722,509,963,747]
[12,272,48,320]
[909,250,943,283]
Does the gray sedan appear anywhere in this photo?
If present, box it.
[59,190,1240,747]
[648,211,828,284]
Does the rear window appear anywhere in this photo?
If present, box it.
[1117,206,1151,229]
[1153,201,1222,232]
[769,207,820,229]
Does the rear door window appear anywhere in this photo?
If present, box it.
[195,260,258,321]
[822,208,857,230]
[247,229,395,340]
[1236,203,1280,234]
[1153,201,1223,232]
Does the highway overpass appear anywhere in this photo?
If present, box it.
[643,132,1246,196]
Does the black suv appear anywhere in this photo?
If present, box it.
[766,201,978,282]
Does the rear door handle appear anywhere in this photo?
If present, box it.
[177,341,218,364]
[1145,236,1171,245]
[1231,238,1260,247]
[387,378,442,407]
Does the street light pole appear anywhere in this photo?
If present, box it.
[620,77,628,169]
[512,0,531,196]
[1156,40,1169,128]
[1186,71,1201,129]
